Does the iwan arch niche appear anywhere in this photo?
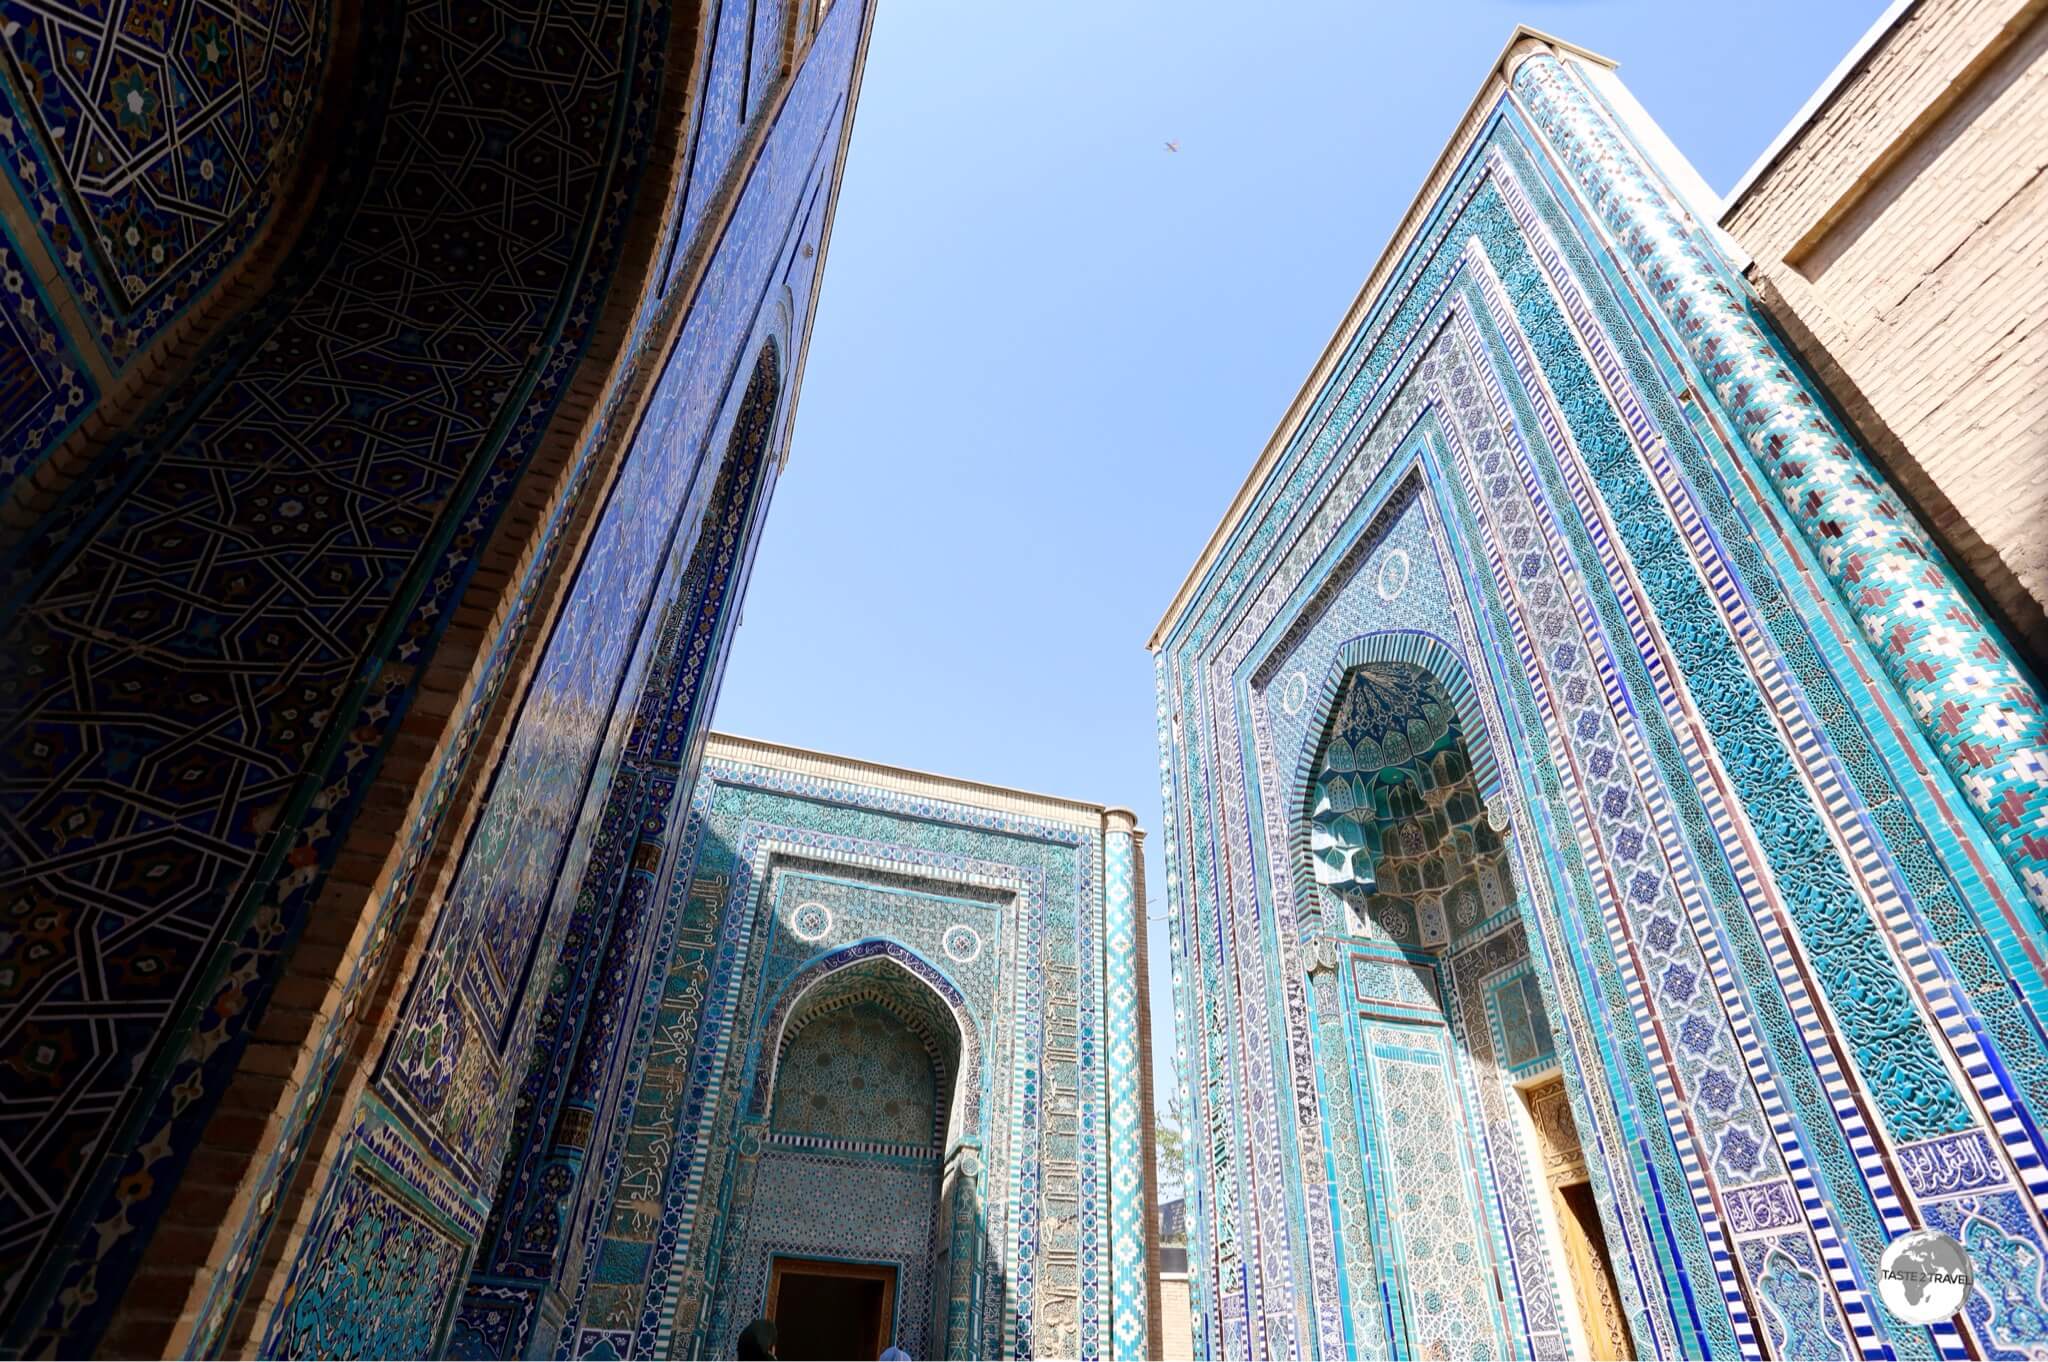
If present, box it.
[549,735,1159,1360]
[1293,636,1632,1360]
[708,947,982,1360]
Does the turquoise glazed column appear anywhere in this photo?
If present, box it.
[1511,49,2048,913]
[1103,809,1151,1359]
[940,1143,985,1358]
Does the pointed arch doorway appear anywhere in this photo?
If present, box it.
[1298,643,1635,1360]
[707,949,979,1360]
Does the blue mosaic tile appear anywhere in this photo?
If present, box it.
[1155,51,2048,1362]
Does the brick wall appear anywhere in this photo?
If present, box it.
[1723,0,2048,670]
[1158,1274,1194,1361]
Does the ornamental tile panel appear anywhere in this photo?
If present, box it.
[0,0,873,1353]
[0,0,327,369]
[1156,46,2048,1362]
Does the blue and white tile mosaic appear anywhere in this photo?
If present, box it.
[547,747,1152,1360]
[1156,44,2048,1362]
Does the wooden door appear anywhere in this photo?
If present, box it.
[1524,1076,1633,1359]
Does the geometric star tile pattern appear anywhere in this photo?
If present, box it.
[0,215,92,479]
[0,0,665,1348]
[0,0,326,367]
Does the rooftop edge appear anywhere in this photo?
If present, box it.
[1145,25,1614,653]
[705,730,1138,831]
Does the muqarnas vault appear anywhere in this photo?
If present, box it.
[535,735,1162,1360]
[1152,27,2048,1362]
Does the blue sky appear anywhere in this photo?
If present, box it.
[713,0,1886,1116]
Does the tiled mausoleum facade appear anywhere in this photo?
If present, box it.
[539,735,1161,1360]
[0,0,880,1354]
[1153,24,2048,1362]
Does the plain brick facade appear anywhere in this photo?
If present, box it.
[1159,1274,1194,1361]
[1723,0,2048,670]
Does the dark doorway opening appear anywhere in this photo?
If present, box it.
[767,1257,898,1361]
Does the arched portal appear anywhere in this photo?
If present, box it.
[449,332,789,1360]
[1300,653,1634,1361]
[709,948,980,1361]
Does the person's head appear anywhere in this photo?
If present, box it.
[880,1347,911,1361]
[736,1318,778,1360]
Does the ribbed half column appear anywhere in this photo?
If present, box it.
[1512,49,2048,912]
